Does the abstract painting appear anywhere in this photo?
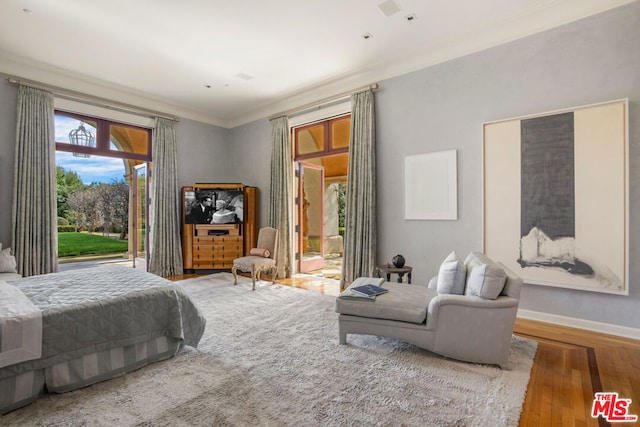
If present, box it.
[483,99,628,294]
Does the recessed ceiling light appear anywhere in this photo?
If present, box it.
[204,84,212,89]
[362,33,373,40]
[236,72,253,81]
[22,8,33,14]
[404,13,417,22]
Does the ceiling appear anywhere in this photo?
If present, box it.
[0,0,633,128]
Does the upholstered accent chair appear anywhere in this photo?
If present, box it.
[232,227,278,290]
[335,252,522,369]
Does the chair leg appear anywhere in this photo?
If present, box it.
[271,267,277,284]
[251,268,257,291]
[232,266,239,285]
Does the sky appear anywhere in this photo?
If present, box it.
[55,115,126,184]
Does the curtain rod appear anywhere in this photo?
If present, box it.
[6,76,179,122]
[269,83,378,120]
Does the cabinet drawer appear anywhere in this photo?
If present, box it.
[193,260,235,269]
[193,245,242,256]
[193,248,242,258]
[194,235,242,244]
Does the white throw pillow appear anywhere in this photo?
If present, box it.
[466,262,507,299]
[437,251,466,295]
[0,247,17,273]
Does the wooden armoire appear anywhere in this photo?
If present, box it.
[181,183,258,272]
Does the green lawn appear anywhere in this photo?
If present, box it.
[58,232,128,257]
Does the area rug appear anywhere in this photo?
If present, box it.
[1,273,537,426]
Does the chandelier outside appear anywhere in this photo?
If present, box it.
[69,123,95,158]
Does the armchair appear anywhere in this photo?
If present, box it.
[232,227,278,290]
[335,252,522,369]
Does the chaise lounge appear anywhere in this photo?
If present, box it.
[335,252,522,369]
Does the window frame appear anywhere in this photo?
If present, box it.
[293,114,351,161]
[55,111,152,161]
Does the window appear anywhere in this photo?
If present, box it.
[294,115,350,160]
[55,111,151,161]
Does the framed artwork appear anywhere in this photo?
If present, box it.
[483,99,628,294]
[404,150,457,220]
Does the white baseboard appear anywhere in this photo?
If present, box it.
[517,309,640,340]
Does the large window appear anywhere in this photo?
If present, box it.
[54,111,152,267]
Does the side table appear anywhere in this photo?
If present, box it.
[375,264,412,284]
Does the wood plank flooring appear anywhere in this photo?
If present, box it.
[169,272,640,426]
[515,318,640,426]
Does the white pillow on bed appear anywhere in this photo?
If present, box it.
[0,247,17,273]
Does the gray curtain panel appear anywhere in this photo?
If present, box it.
[11,85,58,277]
[268,116,292,278]
[149,117,183,277]
[341,90,377,288]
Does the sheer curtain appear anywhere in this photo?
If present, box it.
[341,90,377,288]
[12,85,58,276]
[268,116,293,278]
[149,117,183,277]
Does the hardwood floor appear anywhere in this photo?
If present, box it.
[514,318,640,426]
[169,272,640,426]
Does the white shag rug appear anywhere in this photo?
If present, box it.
[2,273,537,426]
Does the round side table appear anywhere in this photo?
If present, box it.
[375,264,412,284]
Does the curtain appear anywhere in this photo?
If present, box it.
[149,117,183,277]
[341,90,377,288]
[11,86,58,276]
[268,116,292,278]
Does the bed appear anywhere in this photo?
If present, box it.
[0,266,206,414]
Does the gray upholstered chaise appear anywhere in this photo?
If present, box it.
[335,252,522,369]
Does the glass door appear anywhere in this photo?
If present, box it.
[132,163,148,270]
[297,162,325,273]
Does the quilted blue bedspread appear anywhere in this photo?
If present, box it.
[0,266,206,378]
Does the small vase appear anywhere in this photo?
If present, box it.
[392,254,405,268]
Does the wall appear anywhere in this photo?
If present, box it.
[228,2,640,331]
[0,78,18,247]
[227,118,272,228]
[174,118,230,188]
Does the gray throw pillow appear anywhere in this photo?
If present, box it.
[466,262,507,299]
[0,247,17,273]
[436,251,466,295]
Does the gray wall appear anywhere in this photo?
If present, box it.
[227,118,272,228]
[174,118,230,188]
[0,79,18,248]
[228,2,640,329]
